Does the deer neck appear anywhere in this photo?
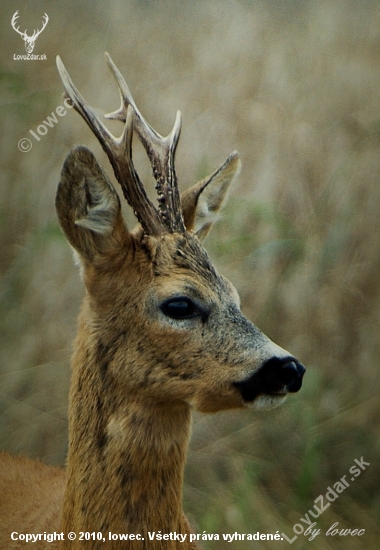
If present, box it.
[62,310,192,549]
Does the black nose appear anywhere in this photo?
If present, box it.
[278,360,306,392]
[234,357,306,402]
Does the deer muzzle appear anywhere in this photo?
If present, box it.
[233,356,306,403]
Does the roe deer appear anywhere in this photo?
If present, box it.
[0,53,305,549]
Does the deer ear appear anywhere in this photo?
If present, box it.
[181,152,241,240]
[56,146,128,262]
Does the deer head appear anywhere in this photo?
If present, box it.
[55,54,305,414]
[11,11,48,54]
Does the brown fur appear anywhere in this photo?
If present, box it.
[0,452,64,549]
[0,61,304,548]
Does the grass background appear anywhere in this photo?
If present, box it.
[1,0,380,547]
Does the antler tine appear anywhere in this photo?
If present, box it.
[56,55,165,236]
[104,53,186,233]
[11,11,24,37]
[33,13,49,39]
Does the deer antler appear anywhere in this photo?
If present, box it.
[11,11,48,39]
[104,53,184,233]
[56,54,186,235]
[31,13,49,40]
[11,11,26,38]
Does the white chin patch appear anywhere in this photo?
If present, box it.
[249,394,287,410]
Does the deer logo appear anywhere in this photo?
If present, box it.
[11,11,48,54]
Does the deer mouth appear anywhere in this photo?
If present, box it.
[233,357,306,404]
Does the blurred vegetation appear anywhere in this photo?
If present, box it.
[1,0,380,547]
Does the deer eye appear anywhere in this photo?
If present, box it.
[160,297,200,320]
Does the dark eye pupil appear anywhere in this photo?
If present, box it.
[161,298,196,319]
